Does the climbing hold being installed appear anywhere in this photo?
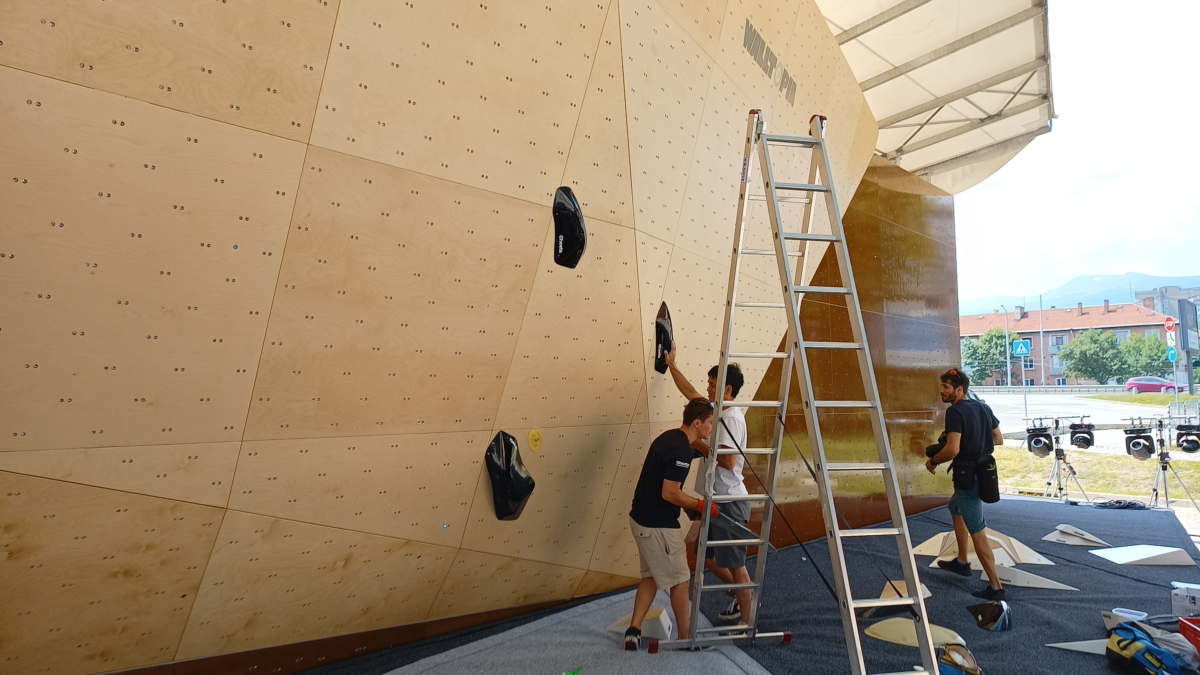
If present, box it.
[552,186,586,268]
[654,302,673,374]
[485,430,536,520]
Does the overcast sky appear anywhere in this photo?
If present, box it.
[953,0,1200,303]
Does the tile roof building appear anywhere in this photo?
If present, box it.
[960,301,1174,385]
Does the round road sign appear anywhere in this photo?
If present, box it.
[1165,317,1177,332]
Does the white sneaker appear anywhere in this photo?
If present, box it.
[718,598,741,622]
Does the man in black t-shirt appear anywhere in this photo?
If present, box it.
[623,397,716,650]
[926,368,1006,601]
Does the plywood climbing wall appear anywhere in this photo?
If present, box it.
[0,0,886,672]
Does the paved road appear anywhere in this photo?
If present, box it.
[979,390,1169,429]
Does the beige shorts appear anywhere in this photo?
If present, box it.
[630,516,691,590]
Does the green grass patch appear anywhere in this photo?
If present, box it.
[994,444,1200,497]
[1087,393,1197,407]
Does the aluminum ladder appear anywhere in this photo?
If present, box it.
[656,110,938,675]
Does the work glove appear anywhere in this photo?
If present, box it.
[686,498,721,521]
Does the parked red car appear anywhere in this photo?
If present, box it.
[1124,376,1177,394]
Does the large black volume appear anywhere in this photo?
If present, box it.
[552,186,587,268]
[484,430,536,520]
[654,302,673,374]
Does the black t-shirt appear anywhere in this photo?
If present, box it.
[630,429,700,529]
[945,398,999,467]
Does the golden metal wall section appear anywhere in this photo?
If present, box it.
[746,157,959,545]
[0,1,880,672]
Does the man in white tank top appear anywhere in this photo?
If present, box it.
[664,345,752,625]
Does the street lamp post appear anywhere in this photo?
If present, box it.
[1000,305,1012,387]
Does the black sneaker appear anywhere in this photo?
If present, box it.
[937,558,973,577]
[718,598,741,622]
[971,585,1008,601]
[624,627,641,651]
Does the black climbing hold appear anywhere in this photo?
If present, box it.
[552,186,586,268]
[654,302,673,374]
[485,430,535,521]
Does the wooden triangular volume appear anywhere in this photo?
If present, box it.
[1043,524,1109,547]
[981,566,1078,591]
[1046,639,1108,655]
[915,529,1051,566]
[1091,545,1197,566]
[607,608,672,640]
[880,580,932,600]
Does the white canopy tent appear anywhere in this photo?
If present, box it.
[818,0,1054,193]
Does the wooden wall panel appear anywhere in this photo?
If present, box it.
[658,0,729,55]
[229,432,489,548]
[0,473,223,675]
[561,5,636,228]
[0,66,305,452]
[574,570,640,597]
[620,0,714,244]
[308,0,608,204]
[587,422,660,578]
[496,219,643,429]
[634,231,675,370]
[0,0,340,142]
[713,0,804,115]
[427,549,586,621]
[461,425,629,569]
[176,511,457,659]
[0,442,239,507]
[244,146,546,440]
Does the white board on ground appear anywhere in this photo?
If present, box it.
[1046,639,1108,655]
[607,608,672,640]
[981,567,1078,591]
[863,618,964,648]
[1043,524,1109,547]
[1091,545,1196,566]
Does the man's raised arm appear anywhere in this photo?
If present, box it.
[664,343,702,400]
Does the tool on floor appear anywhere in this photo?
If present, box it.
[651,109,939,675]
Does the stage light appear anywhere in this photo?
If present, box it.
[1177,425,1200,454]
[1026,426,1053,458]
[1069,422,1095,449]
[1124,427,1155,461]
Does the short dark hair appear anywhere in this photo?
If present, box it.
[940,367,969,393]
[683,397,713,426]
[708,363,745,398]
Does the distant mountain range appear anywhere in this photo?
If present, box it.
[959,273,1200,316]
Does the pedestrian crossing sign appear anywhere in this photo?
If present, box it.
[1012,340,1031,357]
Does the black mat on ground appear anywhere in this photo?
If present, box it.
[720,497,1200,675]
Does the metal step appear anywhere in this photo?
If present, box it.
[696,623,751,634]
[851,596,916,611]
[813,400,875,408]
[826,462,888,472]
[723,400,783,408]
[781,232,838,242]
[705,538,766,547]
[801,341,862,350]
[762,133,817,147]
[792,285,850,294]
[717,448,775,455]
[713,493,771,503]
[703,581,760,591]
[728,351,788,359]
[839,528,902,538]
[734,301,785,309]
[741,248,803,256]
[747,194,811,204]
[775,182,830,193]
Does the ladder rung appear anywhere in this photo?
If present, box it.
[781,232,838,242]
[722,400,783,408]
[705,538,765,547]
[813,400,875,408]
[746,194,811,204]
[826,462,888,472]
[733,301,785,309]
[713,493,770,503]
[728,352,788,359]
[717,448,776,455]
[774,182,830,193]
[850,596,916,611]
[801,341,862,350]
[740,248,803,256]
[875,672,933,675]
[762,133,818,147]
[696,623,751,633]
[839,528,902,538]
[702,581,760,591]
[792,285,850,294]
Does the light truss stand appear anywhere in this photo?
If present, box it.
[1148,450,1200,513]
[1042,444,1089,503]
[649,110,938,675]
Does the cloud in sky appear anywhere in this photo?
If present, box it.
[953,0,1200,302]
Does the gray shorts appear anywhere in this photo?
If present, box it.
[705,499,751,570]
